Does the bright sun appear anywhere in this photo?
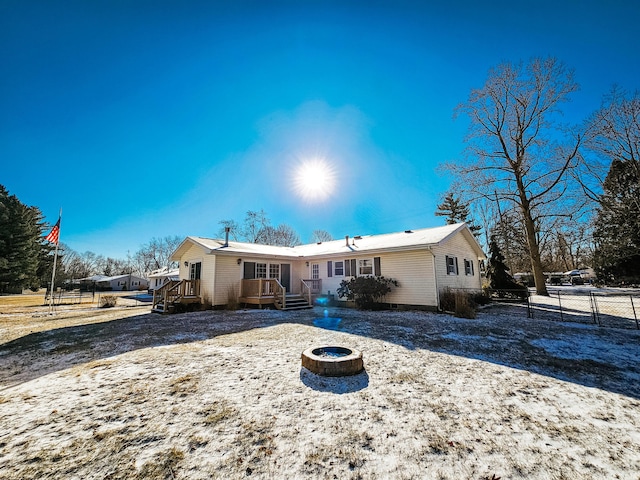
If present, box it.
[292,159,336,201]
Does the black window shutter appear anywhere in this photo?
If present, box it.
[351,259,357,277]
[374,257,381,276]
[327,261,333,277]
[345,259,351,276]
[454,257,459,275]
[243,262,256,279]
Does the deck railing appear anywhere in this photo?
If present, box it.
[241,278,286,308]
[152,279,200,311]
[301,278,322,305]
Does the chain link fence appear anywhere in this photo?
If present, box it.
[45,289,152,309]
[527,289,640,330]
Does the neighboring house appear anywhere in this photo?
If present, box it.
[80,274,149,291]
[157,223,485,312]
[147,267,180,292]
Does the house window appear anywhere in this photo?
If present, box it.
[446,255,458,275]
[269,263,280,279]
[256,263,267,278]
[335,261,344,276]
[311,263,319,280]
[464,259,474,276]
[359,259,373,275]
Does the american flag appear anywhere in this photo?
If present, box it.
[45,218,61,245]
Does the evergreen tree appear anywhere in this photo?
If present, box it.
[486,235,528,298]
[0,185,51,292]
[586,89,640,285]
[593,159,640,284]
[492,209,531,273]
[435,192,482,236]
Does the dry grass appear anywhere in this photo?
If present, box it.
[0,293,150,344]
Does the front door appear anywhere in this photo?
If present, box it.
[189,262,201,296]
[281,264,291,292]
[189,262,201,280]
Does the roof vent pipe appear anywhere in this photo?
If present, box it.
[345,235,349,247]
[224,227,230,247]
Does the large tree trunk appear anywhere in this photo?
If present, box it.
[519,196,548,296]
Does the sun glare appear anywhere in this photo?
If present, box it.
[292,159,336,201]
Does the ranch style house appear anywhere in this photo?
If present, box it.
[152,223,486,313]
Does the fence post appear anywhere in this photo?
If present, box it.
[592,294,601,326]
[557,290,564,323]
[631,295,639,330]
[589,293,597,325]
[526,291,532,318]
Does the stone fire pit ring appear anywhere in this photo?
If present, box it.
[301,346,364,377]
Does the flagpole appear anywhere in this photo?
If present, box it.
[48,209,62,314]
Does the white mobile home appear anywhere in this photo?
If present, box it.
[155,223,485,312]
[81,274,149,291]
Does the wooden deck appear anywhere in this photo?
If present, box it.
[239,295,276,307]
[239,279,321,310]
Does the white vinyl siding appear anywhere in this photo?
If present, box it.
[213,255,241,306]
[375,251,436,307]
[432,232,483,292]
[321,251,437,307]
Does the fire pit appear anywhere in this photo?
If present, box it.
[301,346,364,376]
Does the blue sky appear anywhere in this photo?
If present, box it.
[2,0,639,258]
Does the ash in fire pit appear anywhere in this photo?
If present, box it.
[301,346,363,376]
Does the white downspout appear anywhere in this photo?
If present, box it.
[429,249,440,311]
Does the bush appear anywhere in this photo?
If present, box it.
[99,295,117,308]
[226,285,239,310]
[439,287,457,312]
[336,276,398,310]
[439,287,482,319]
[454,290,476,319]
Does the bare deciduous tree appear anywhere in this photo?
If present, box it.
[242,210,270,243]
[446,57,583,295]
[310,230,333,243]
[134,236,182,273]
[581,87,640,206]
[217,219,240,241]
[256,224,301,247]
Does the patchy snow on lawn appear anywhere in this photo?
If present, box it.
[1,305,639,479]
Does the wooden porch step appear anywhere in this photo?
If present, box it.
[278,294,313,311]
[152,302,174,313]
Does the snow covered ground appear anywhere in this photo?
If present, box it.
[0,304,639,479]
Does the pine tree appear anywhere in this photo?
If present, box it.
[0,185,52,292]
[593,159,640,284]
[435,192,482,236]
[487,235,528,298]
